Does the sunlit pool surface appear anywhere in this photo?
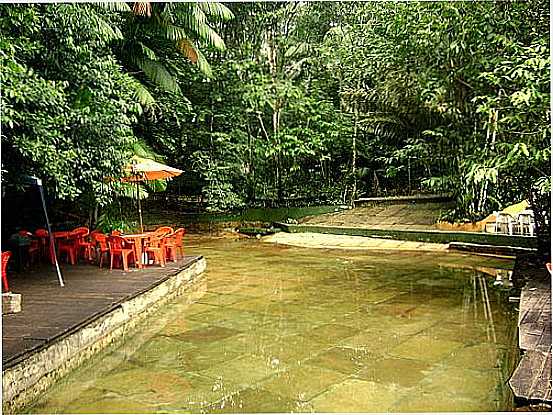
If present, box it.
[27,237,518,413]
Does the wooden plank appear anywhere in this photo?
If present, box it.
[509,350,552,402]
[511,276,552,405]
[518,280,551,352]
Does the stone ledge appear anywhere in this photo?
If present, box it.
[2,257,206,414]
[275,223,538,249]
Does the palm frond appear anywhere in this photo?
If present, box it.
[119,182,149,200]
[135,57,181,93]
[197,2,234,21]
[92,2,132,13]
[132,81,156,108]
[191,5,207,27]
[195,49,213,78]
[195,23,226,51]
[177,38,199,63]
[132,140,165,162]
[139,42,157,61]
[96,16,123,41]
[132,2,152,17]
[157,22,190,42]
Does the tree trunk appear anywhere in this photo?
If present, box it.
[351,101,358,207]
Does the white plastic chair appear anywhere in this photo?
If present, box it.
[516,209,535,236]
[493,212,514,235]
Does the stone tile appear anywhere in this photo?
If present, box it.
[99,367,229,410]
[420,365,504,401]
[186,309,229,325]
[388,335,463,363]
[392,389,499,412]
[158,317,211,336]
[227,298,277,313]
[338,329,404,354]
[255,317,315,338]
[253,334,330,365]
[206,387,301,413]
[173,325,241,344]
[132,335,197,368]
[356,357,431,387]
[300,323,361,345]
[309,379,403,412]
[199,355,284,388]
[58,392,152,414]
[177,343,242,372]
[196,292,250,306]
[260,364,348,402]
[304,346,374,375]
[178,302,222,316]
[209,309,277,331]
[441,343,504,370]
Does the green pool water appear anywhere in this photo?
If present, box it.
[27,237,518,413]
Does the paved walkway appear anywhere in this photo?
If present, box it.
[263,232,448,252]
[302,202,452,231]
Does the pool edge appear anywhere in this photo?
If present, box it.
[2,257,207,414]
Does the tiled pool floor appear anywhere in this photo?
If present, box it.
[27,237,518,413]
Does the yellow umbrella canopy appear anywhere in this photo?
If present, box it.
[122,156,183,182]
[501,200,529,216]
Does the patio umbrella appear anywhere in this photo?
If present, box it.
[121,156,183,232]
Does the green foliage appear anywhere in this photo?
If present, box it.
[1,4,137,206]
[1,0,549,247]
[96,204,137,233]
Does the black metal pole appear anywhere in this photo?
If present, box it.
[36,179,64,287]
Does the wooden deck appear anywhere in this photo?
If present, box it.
[2,256,201,369]
[509,276,552,404]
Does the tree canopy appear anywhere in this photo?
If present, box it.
[1,1,550,225]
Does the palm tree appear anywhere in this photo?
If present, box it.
[98,2,234,108]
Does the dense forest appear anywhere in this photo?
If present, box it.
[1,2,550,224]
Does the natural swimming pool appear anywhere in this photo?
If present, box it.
[27,237,518,413]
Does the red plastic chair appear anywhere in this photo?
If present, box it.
[74,228,93,262]
[173,228,186,258]
[153,226,173,237]
[18,230,39,266]
[91,232,109,268]
[58,237,77,265]
[28,239,40,266]
[2,251,11,292]
[163,233,178,262]
[144,235,166,268]
[108,235,136,272]
[164,228,185,262]
[34,228,50,260]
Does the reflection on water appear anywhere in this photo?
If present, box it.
[27,237,519,413]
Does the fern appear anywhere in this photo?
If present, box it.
[134,57,181,94]
[197,2,234,21]
[92,2,132,13]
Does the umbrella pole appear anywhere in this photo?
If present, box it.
[136,180,144,233]
[37,180,64,287]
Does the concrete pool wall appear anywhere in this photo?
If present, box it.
[2,257,206,414]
